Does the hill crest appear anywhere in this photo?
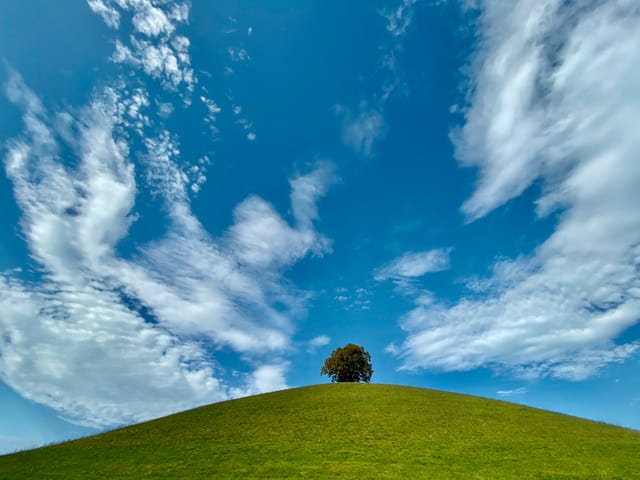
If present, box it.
[1,383,639,479]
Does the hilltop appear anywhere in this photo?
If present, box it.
[1,384,638,479]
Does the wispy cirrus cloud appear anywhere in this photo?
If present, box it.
[375,249,451,282]
[375,248,450,299]
[307,335,331,353]
[0,70,336,427]
[496,387,527,397]
[336,103,387,158]
[380,0,418,38]
[390,0,640,381]
[337,0,419,157]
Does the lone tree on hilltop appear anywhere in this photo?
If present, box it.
[321,343,373,383]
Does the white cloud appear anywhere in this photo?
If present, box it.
[0,278,225,428]
[330,286,372,311]
[1,73,336,427]
[307,335,331,353]
[230,196,312,270]
[89,0,188,37]
[94,0,213,193]
[496,387,527,397]
[249,364,290,393]
[375,249,451,281]
[111,40,135,64]
[391,0,640,381]
[228,47,249,62]
[131,2,175,37]
[200,96,221,136]
[125,37,194,92]
[337,103,387,157]
[227,161,335,271]
[377,0,419,103]
[380,0,418,37]
[289,161,336,227]
[87,0,120,29]
[235,117,252,130]
[309,335,331,348]
[452,0,550,221]
[142,130,188,201]
[231,363,290,398]
[1,72,224,427]
[91,1,195,97]
[157,101,174,118]
[337,0,418,157]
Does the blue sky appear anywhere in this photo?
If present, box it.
[1,0,639,454]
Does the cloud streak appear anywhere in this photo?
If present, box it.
[336,103,387,158]
[337,0,419,157]
[496,387,527,397]
[380,0,418,37]
[375,249,451,281]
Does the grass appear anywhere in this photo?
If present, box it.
[1,383,638,479]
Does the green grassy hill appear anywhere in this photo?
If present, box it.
[1,384,638,479]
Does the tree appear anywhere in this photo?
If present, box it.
[320,343,373,383]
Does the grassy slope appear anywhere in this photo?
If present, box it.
[1,384,639,479]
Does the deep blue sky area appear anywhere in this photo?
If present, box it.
[0,0,639,454]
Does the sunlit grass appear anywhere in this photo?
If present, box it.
[1,384,638,479]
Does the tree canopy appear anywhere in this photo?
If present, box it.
[320,343,373,383]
